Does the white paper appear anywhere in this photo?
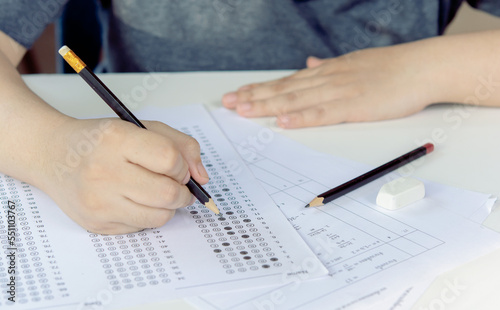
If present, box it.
[186,108,500,310]
[0,105,327,310]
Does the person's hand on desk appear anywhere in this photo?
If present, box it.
[222,43,431,128]
[222,31,500,128]
[41,119,209,235]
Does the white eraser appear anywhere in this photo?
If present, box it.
[376,177,425,210]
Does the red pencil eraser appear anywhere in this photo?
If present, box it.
[424,143,434,154]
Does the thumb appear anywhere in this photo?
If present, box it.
[306,56,324,68]
[178,138,210,185]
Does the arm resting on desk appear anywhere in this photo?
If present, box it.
[223,30,500,128]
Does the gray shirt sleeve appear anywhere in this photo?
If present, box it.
[468,0,500,16]
[0,0,68,48]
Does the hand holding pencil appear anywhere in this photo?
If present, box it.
[56,118,210,235]
[48,46,216,235]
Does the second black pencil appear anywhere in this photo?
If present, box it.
[305,143,434,208]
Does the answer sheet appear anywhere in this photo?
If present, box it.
[187,108,500,310]
[0,105,327,310]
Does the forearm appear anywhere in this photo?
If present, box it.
[0,47,71,187]
[221,28,500,128]
[418,29,500,107]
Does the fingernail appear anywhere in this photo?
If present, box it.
[182,172,191,184]
[222,92,238,106]
[197,162,209,179]
[238,102,252,112]
[277,115,290,128]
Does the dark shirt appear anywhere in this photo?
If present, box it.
[1,0,499,72]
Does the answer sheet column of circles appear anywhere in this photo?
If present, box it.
[89,231,176,291]
[186,125,282,274]
[0,176,68,305]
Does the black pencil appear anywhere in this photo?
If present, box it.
[305,143,434,208]
[58,45,220,215]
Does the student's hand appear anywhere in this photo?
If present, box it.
[222,43,435,128]
[40,118,208,235]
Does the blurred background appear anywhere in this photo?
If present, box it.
[17,2,500,75]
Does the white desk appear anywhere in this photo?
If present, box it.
[23,72,500,309]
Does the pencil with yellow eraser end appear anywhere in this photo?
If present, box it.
[58,45,220,215]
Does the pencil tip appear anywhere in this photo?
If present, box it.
[304,204,310,208]
[306,197,325,208]
[205,199,220,215]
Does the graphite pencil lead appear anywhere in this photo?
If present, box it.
[304,197,324,208]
